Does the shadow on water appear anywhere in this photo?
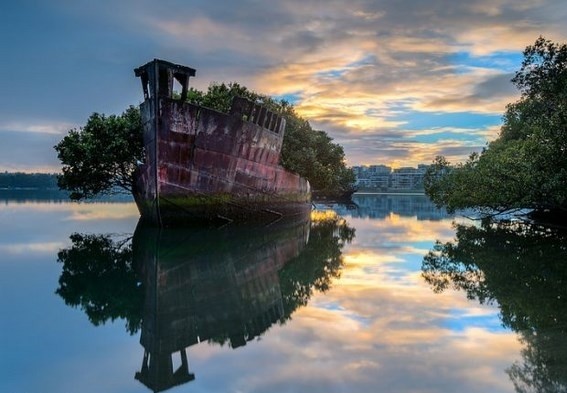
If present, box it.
[55,211,354,392]
[421,220,567,393]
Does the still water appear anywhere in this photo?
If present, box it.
[1,193,565,392]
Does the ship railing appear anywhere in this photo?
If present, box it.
[230,97,286,135]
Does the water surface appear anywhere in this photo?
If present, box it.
[2,194,562,392]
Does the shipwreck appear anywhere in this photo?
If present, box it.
[132,59,311,226]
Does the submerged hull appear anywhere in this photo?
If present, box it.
[133,60,311,226]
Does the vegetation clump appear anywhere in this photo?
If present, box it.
[425,37,567,222]
[54,106,143,200]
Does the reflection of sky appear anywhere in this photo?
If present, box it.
[0,199,521,393]
[0,201,141,393]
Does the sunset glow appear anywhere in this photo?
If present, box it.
[1,1,566,170]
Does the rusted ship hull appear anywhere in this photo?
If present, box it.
[133,60,311,226]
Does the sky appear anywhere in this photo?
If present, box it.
[1,0,566,172]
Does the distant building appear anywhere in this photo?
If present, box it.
[353,165,392,191]
[352,164,430,191]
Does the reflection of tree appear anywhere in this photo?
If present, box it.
[55,212,354,392]
[279,211,355,320]
[421,220,567,393]
[56,233,143,334]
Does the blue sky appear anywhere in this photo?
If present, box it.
[1,0,566,171]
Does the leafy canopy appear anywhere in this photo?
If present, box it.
[55,83,356,199]
[424,37,567,218]
[54,106,143,200]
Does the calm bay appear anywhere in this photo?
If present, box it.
[1,193,564,393]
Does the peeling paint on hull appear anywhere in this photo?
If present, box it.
[133,59,311,226]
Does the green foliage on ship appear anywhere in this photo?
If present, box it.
[424,37,567,221]
[189,83,357,196]
[54,83,356,200]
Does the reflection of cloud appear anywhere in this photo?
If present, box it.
[183,210,521,392]
[0,201,139,222]
[344,251,404,267]
[356,213,460,244]
[189,292,519,393]
[65,203,139,221]
[3,193,527,392]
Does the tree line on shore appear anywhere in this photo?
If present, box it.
[0,172,59,190]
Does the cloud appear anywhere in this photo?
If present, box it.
[2,0,567,170]
[338,134,490,167]
[0,242,65,255]
[0,130,64,173]
[0,121,75,135]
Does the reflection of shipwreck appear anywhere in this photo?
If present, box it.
[133,59,311,226]
[133,214,310,392]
